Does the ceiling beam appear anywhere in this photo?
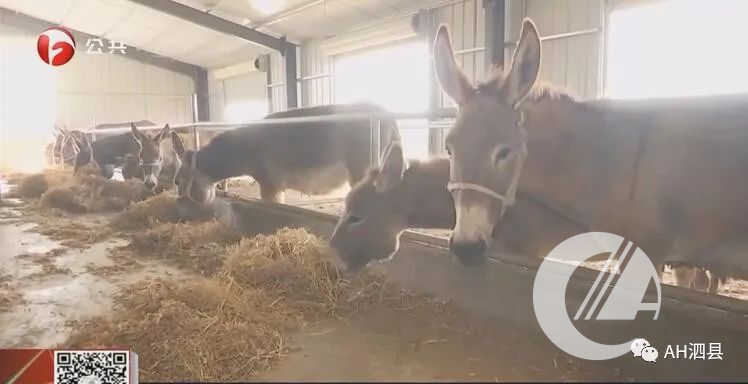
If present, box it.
[127,0,290,52]
[0,7,203,78]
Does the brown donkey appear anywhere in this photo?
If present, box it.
[73,123,174,191]
[330,142,732,295]
[129,123,179,191]
[330,141,588,272]
[170,103,400,205]
[433,18,748,276]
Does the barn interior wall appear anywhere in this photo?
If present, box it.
[264,0,603,114]
[207,70,225,121]
[0,25,197,132]
[219,71,269,121]
[56,52,196,130]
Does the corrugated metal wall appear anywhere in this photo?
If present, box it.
[266,50,295,112]
[432,0,487,109]
[299,39,333,108]
[56,52,195,129]
[524,0,603,99]
[432,0,603,109]
[265,0,603,114]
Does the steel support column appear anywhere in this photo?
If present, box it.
[484,0,506,68]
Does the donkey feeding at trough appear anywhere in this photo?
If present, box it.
[432,18,748,282]
[171,102,400,205]
[329,141,589,272]
[329,142,729,295]
[73,123,179,191]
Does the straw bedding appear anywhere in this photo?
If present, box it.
[6,166,151,213]
[64,228,431,382]
[5,168,447,382]
[4,167,157,247]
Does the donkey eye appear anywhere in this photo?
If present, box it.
[494,147,512,163]
[347,214,363,225]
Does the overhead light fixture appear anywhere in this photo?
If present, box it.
[249,0,287,17]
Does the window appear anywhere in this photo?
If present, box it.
[605,0,748,99]
[333,40,430,160]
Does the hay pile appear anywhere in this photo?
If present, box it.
[7,166,152,214]
[6,169,74,199]
[125,220,242,276]
[110,194,189,230]
[3,167,158,248]
[40,172,152,213]
[66,278,293,381]
[64,228,421,382]
[222,228,382,316]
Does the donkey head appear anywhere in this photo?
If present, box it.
[131,123,171,190]
[72,132,95,173]
[329,142,410,272]
[434,19,541,266]
[171,132,216,204]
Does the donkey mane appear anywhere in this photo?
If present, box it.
[478,65,576,105]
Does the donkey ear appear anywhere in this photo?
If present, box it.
[154,124,171,143]
[171,131,186,158]
[374,142,408,193]
[130,122,145,144]
[433,24,475,105]
[503,18,542,106]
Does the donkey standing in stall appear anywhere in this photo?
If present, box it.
[432,19,748,278]
[73,123,173,190]
[170,103,400,205]
[330,142,721,294]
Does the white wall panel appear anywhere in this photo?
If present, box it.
[207,69,225,121]
[56,52,196,129]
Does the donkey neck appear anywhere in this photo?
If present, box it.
[518,95,648,233]
[394,158,456,230]
[194,139,260,182]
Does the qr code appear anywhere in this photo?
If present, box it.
[54,350,131,384]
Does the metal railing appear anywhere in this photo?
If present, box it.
[79,109,457,156]
[75,108,458,206]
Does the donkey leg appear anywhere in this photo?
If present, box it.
[707,273,722,295]
[672,265,696,289]
[692,268,710,292]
